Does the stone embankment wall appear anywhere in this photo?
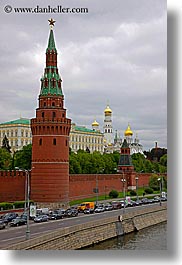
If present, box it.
[7,205,167,250]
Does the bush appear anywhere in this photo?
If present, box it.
[109,190,119,198]
[130,190,137,196]
[0,202,13,210]
[144,187,154,194]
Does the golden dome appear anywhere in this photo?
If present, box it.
[92,119,99,127]
[104,105,112,115]
[124,124,133,136]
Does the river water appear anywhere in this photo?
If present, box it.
[84,222,167,250]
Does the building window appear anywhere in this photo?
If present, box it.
[52,112,56,118]
[39,138,42,145]
[53,138,56,145]
[42,112,44,118]
[52,102,55,107]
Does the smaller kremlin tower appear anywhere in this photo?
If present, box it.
[118,139,136,190]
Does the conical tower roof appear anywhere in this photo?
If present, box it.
[46,29,57,52]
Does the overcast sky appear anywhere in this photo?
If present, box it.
[0,0,167,151]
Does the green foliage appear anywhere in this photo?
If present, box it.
[149,174,160,191]
[0,202,13,210]
[14,144,32,170]
[144,187,154,194]
[131,153,167,173]
[0,148,12,170]
[109,190,119,198]
[69,150,118,174]
[160,154,167,166]
[129,190,137,196]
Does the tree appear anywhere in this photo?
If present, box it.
[14,144,32,170]
[149,174,160,191]
[1,135,11,153]
[0,148,12,169]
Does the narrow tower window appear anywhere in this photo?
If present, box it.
[53,138,56,145]
[52,111,56,118]
[39,138,42,145]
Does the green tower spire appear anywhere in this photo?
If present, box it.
[40,19,63,96]
[46,29,57,52]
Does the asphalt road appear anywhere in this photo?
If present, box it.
[0,202,165,249]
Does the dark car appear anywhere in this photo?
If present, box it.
[9,217,27,227]
[34,215,49,223]
[84,208,94,214]
[65,208,78,217]
[111,201,121,210]
[49,209,65,220]
[135,199,142,206]
[141,198,150,204]
[2,212,18,224]
[0,220,6,230]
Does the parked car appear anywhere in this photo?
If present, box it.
[2,212,18,224]
[104,204,113,211]
[84,208,95,214]
[153,196,160,203]
[49,209,65,220]
[135,199,142,206]
[119,200,126,208]
[65,208,78,217]
[94,206,105,213]
[9,217,27,227]
[141,198,150,204]
[111,201,121,210]
[34,215,49,223]
[127,200,136,207]
[0,220,6,230]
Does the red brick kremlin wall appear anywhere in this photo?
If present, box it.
[0,171,26,202]
[0,171,167,203]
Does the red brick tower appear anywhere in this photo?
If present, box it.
[31,19,71,207]
[118,139,136,190]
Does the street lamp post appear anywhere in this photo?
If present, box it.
[15,167,30,240]
[135,176,139,201]
[158,178,162,206]
[121,177,126,213]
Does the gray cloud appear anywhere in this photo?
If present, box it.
[0,0,167,150]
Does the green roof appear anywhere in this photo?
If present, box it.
[46,29,57,52]
[0,118,30,126]
[74,126,100,134]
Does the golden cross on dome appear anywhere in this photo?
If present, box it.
[48,18,56,29]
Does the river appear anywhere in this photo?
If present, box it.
[84,222,167,250]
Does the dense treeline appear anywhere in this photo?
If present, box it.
[0,145,167,174]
